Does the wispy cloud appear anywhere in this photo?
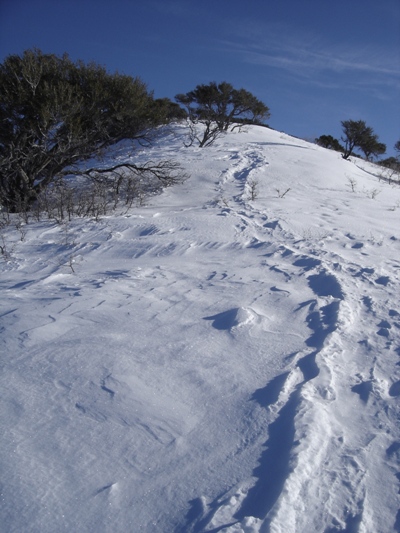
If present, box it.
[215,21,400,88]
[219,38,399,77]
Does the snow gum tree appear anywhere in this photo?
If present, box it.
[360,136,386,161]
[315,135,344,152]
[341,119,386,160]
[0,49,180,212]
[175,81,270,147]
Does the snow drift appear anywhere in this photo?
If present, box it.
[1,124,399,532]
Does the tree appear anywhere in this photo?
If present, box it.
[315,135,344,152]
[153,97,187,122]
[175,82,270,147]
[395,140,400,156]
[0,49,180,212]
[340,119,385,160]
[359,135,386,160]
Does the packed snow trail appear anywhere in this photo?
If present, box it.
[1,125,399,533]
[181,130,400,533]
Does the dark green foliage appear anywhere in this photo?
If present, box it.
[341,119,385,160]
[376,141,400,179]
[0,49,171,212]
[341,120,370,159]
[315,135,344,152]
[175,81,270,147]
[153,98,188,122]
[360,137,386,160]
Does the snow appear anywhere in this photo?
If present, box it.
[1,123,400,532]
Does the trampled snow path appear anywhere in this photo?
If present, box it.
[174,135,400,532]
[1,124,399,532]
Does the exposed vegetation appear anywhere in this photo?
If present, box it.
[0,49,184,213]
[315,134,344,153]
[340,119,386,160]
[317,121,393,168]
[175,81,270,147]
[1,49,398,222]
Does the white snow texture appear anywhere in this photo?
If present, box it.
[1,124,400,532]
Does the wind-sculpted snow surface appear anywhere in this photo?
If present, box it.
[1,124,400,532]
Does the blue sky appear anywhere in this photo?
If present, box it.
[1,0,399,156]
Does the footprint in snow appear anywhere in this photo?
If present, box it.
[377,320,391,338]
[362,296,374,312]
[351,380,373,403]
[263,220,279,230]
[307,271,344,299]
[375,276,390,286]
[386,441,400,461]
[389,380,400,397]
[293,256,321,272]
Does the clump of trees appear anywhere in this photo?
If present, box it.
[175,81,270,147]
[0,51,270,217]
[315,135,344,152]
[379,140,400,173]
[316,120,387,161]
[0,49,185,214]
[6,48,397,222]
[341,120,386,160]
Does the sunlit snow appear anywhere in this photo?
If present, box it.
[1,124,400,532]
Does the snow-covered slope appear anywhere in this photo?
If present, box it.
[1,124,400,533]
